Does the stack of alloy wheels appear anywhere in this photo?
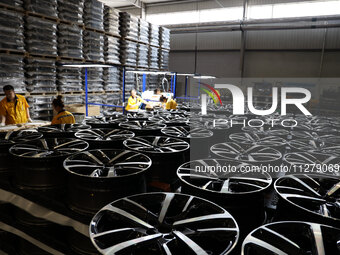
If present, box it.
[0,130,43,179]
[63,149,152,216]
[124,136,189,183]
[161,126,213,160]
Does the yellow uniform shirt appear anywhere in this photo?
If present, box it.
[51,110,75,125]
[0,94,29,125]
[166,99,178,110]
[125,96,143,111]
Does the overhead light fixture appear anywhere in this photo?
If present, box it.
[61,64,114,68]
[193,75,216,79]
[125,70,171,75]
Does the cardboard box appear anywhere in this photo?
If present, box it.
[65,104,100,117]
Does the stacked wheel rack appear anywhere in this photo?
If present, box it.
[0,0,171,119]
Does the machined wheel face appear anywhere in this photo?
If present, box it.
[86,116,125,126]
[283,152,340,175]
[275,174,340,222]
[229,133,287,147]
[242,221,340,255]
[0,130,43,147]
[211,143,282,163]
[161,126,213,139]
[177,159,272,194]
[9,138,89,158]
[64,150,151,178]
[75,129,135,141]
[38,124,91,133]
[124,136,189,154]
[119,121,166,131]
[288,139,340,156]
[90,192,239,255]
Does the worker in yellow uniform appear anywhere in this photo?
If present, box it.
[51,95,75,125]
[0,85,31,126]
[160,96,178,110]
[125,89,148,112]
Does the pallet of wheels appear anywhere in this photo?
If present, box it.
[25,0,58,18]
[138,18,149,44]
[0,0,23,9]
[103,94,121,115]
[63,95,84,105]
[83,67,104,92]
[119,39,137,67]
[83,0,104,31]
[103,66,120,92]
[83,30,104,61]
[104,5,119,36]
[160,26,170,49]
[119,12,138,41]
[27,95,54,121]
[104,35,120,64]
[0,9,24,51]
[137,43,148,68]
[148,74,161,91]
[122,71,136,97]
[58,0,84,25]
[149,23,160,47]
[25,58,57,93]
[89,193,240,255]
[159,49,170,70]
[57,61,83,92]
[58,23,83,59]
[0,54,26,93]
[25,16,58,56]
[149,46,159,69]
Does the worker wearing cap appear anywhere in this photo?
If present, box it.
[0,85,31,126]
[125,89,148,111]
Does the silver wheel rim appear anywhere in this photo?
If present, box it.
[75,129,135,141]
[90,192,239,255]
[119,121,166,130]
[161,126,213,139]
[229,133,286,147]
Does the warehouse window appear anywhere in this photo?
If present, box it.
[248,0,340,20]
[146,7,243,25]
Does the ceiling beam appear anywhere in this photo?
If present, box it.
[121,0,142,8]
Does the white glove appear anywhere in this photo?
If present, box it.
[27,118,33,123]
[0,123,5,127]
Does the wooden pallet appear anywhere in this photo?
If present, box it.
[0,48,26,56]
[26,11,59,23]
[60,91,85,95]
[28,53,59,60]
[104,32,120,39]
[59,19,84,29]
[29,91,58,96]
[59,56,86,63]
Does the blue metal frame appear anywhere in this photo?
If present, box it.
[85,68,88,116]
[172,73,177,98]
[142,74,147,92]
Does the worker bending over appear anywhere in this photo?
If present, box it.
[125,89,149,111]
[160,95,178,110]
[0,85,31,126]
[51,95,75,125]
